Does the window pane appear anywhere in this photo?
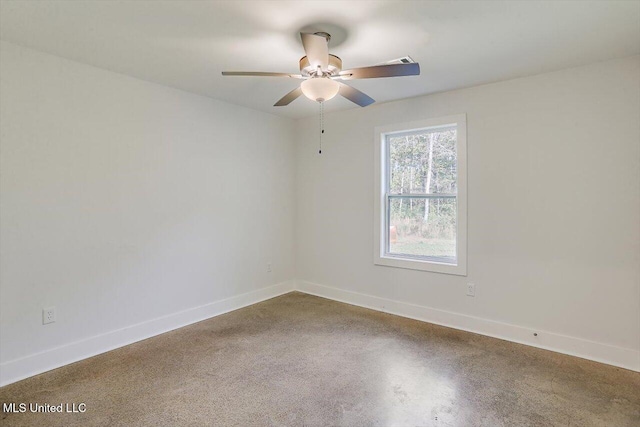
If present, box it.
[388,128,457,194]
[388,197,456,263]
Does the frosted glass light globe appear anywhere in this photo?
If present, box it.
[301,77,339,102]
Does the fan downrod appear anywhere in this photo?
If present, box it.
[313,32,331,43]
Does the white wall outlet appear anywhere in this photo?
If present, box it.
[43,307,56,324]
[267,263,272,273]
[466,283,476,297]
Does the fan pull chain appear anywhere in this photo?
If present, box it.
[319,101,324,154]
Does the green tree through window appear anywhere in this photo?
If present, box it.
[387,127,457,261]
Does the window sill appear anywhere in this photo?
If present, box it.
[374,254,467,276]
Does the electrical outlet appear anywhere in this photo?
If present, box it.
[267,263,272,273]
[43,307,56,324]
[466,283,475,297]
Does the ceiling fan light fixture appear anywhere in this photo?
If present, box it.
[223,31,420,107]
[301,77,339,102]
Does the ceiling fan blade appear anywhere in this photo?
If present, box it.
[222,71,303,79]
[300,33,329,71]
[338,83,375,107]
[274,87,303,106]
[338,63,420,80]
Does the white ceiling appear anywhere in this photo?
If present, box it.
[1,1,639,119]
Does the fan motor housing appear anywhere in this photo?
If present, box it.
[300,54,342,77]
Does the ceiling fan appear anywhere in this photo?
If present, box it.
[222,32,420,107]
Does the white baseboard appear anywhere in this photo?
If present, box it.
[3,279,637,387]
[295,280,640,372]
[0,281,295,387]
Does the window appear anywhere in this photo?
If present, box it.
[374,114,467,275]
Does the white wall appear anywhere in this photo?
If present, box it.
[295,56,640,369]
[0,41,296,384]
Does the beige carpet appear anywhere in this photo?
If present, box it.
[1,292,638,426]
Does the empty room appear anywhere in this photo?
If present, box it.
[0,1,639,426]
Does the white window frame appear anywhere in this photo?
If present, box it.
[374,114,467,275]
